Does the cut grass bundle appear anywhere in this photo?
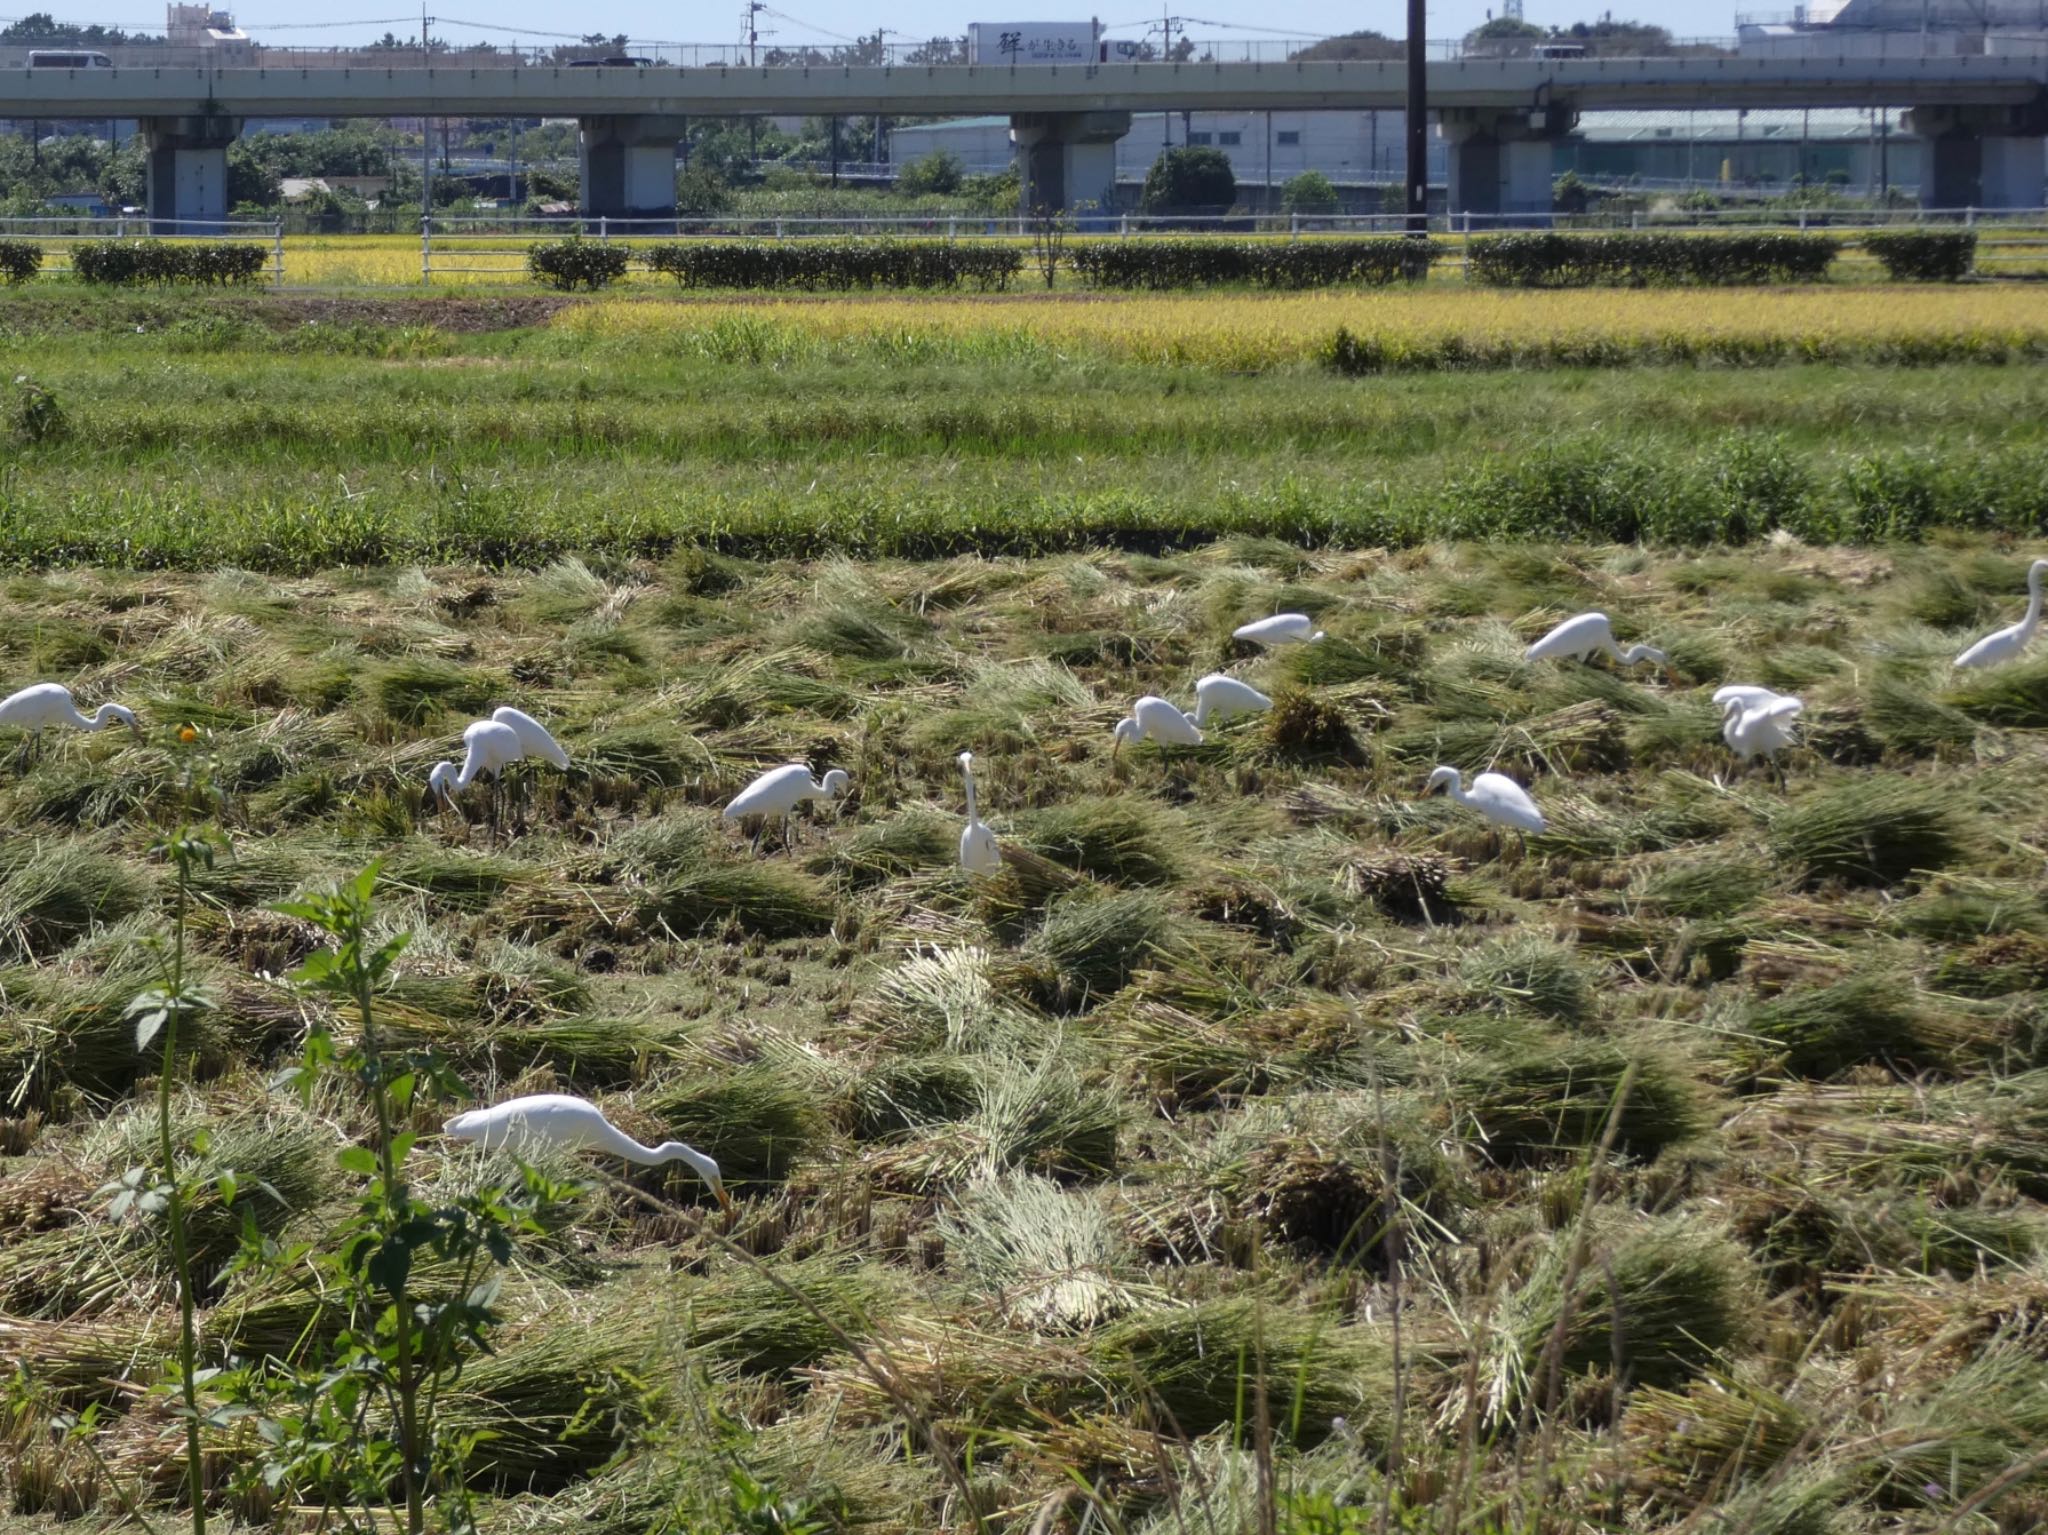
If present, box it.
[1635,855,1772,920]
[1456,1043,1699,1163]
[941,1172,1144,1331]
[1943,655,2048,730]
[678,1253,910,1376]
[0,841,153,962]
[1730,974,1924,1080]
[1018,797,1183,887]
[1768,779,1964,888]
[826,810,956,886]
[1026,888,1182,1012]
[641,1055,833,1184]
[372,655,497,725]
[1458,935,1594,1024]
[635,864,837,939]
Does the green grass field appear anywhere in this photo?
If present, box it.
[3,286,2048,1535]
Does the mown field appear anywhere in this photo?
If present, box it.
[3,286,2048,1535]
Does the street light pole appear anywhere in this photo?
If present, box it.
[1405,0,1427,233]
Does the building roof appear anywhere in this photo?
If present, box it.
[1574,107,1908,140]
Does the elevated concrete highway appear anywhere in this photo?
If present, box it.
[7,53,2044,224]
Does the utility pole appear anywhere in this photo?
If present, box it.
[1405,0,1426,233]
[420,6,433,225]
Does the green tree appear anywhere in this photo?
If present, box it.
[1281,169,1339,214]
[898,150,964,195]
[1291,29,1403,60]
[1466,16,1546,44]
[1140,146,1236,213]
[676,162,732,214]
[1553,169,1592,214]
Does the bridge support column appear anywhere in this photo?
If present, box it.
[1906,103,2047,210]
[1441,105,1575,224]
[1011,111,1129,215]
[140,114,241,234]
[579,114,687,222]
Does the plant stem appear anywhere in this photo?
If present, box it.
[160,834,207,1535]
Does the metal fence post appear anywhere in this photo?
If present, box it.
[1966,205,1976,227]
[273,219,284,287]
[775,219,784,241]
[421,215,431,285]
[1290,211,1300,240]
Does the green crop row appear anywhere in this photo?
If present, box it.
[71,239,270,287]
[1068,237,1444,290]
[640,239,1023,291]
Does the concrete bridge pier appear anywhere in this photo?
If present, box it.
[579,114,688,221]
[1906,103,2048,210]
[1012,111,1130,214]
[141,114,241,233]
[1441,104,1576,223]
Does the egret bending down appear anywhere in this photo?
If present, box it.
[444,1093,730,1207]
[1721,694,1804,764]
[1954,559,2048,669]
[1711,684,1792,714]
[0,683,139,768]
[724,763,851,850]
[490,705,570,768]
[1192,673,1272,728]
[1113,696,1204,754]
[1233,614,1325,648]
[957,751,1002,876]
[1525,612,1667,668]
[1424,765,1547,838]
[428,719,525,825]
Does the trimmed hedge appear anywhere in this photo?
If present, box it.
[0,240,42,285]
[1069,237,1443,290]
[1468,232,1838,287]
[72,239,269,287]
[1863,229,1976,282]
[642,239,1022,292]
[528,236,631,291]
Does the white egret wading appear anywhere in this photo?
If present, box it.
[428,719,526,825]
[1232,614,1325,647]
[1113,696,1204,755]
[0,683,139,767]
[1711,684,1793,715]
[1525,612,1667,668]
[1192,673,1272,728]
[723,763,851,850]
[444,1093,730,1207]
[1721,694,1804,764]
[957,751,1002,876]
[1425,765,1547,838]
[1954,559,2048,669]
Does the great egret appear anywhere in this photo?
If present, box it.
[0,683,139,768]
[1113,696,1204,754]
[444,1093,730,1208]
[490,705,570,769]
[1711,684,1791,714]
[1424,765,1547,836]
[1721,694,1803,763]
[1192,673,1272,728]
[958,751,1002,876]
[723,763,851,850]
[427,719,525,826]
[1233,614,1325,647]
[1954,559,2048,669]
[1525,612,1667,668]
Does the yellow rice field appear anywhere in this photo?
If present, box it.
[548,284,2048,371]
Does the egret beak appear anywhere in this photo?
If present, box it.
[712,1184,734,1212]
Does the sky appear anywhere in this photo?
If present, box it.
[111,0,1739,55]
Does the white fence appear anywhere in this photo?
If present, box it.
[0,216,285,284]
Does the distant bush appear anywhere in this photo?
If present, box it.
[1280,170,1338,215]
[642,239,1021,291]
[72,239,269,286]
[896,150,965,196]
[1468,231,1839,287]
[0,239,42,285]
[527,236,630,291]
[1071,238,1442,290]
[1864,229,1976,282]
[1140,146,1236,213]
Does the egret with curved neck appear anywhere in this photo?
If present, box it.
[1955,559,2048,669]
[0,683,140,769]
[1525,612,1667,668]
[1425,765,1547,840]
[958,751,1002,876]
[444,1093,730,1207]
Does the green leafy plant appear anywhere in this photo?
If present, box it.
[0,237,44,284]
[1467,231,1839,287]
[643,238,1019,292]
[1864,229,1976,282]
[1072,237,1441,289]
[528,236,631,291]
[1280,170,1338,215]
[8,373,68,444]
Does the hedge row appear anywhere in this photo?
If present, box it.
[1068,238,1443,290]
[528,236,630,291]
[641,239,1022,291]
[1468,232,1839,287]
[1862,229,1976,282]
[72,240,269,287]
[0,240,42,285]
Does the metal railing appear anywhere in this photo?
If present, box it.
[0,215,285,283]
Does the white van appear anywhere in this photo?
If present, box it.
[28,50,115,68]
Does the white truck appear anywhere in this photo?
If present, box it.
[967,20,1102,65]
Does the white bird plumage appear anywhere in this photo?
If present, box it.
[957,751,1002,876]
[1113,695,1205,753]
[1953,559,2048,669]
[443,1093,729,1207]
[723,763,852,822]
[1524,612,1667,668]
[490,705,570,769]
[428,718,524,805]
[1425,765,1547,835]
[1232,613,1325,647]
[1191,673,1272,728]
[0,683,139,766]
[1711,684,1791,714]
[1721,694,1804,762]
